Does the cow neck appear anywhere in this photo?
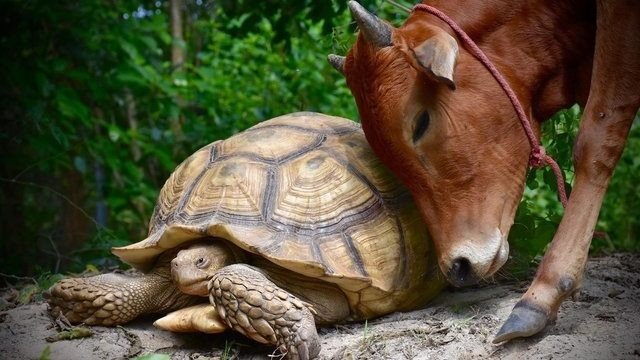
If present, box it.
[411,3,569,208]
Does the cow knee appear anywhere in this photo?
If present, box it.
[573,111,633,186]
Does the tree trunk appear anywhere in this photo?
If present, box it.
[170,0,185,70]
[60,168,90,271]
[169,0,185,148]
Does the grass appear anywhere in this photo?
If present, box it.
[221,339,235,360]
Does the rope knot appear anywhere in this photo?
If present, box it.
[529,147,547,168]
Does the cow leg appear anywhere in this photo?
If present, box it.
[494,0,640,343]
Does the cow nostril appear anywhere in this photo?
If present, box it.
[449,257,472,284]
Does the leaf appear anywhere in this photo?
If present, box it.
[85,264,100,273]
[138,35,159,54]
[37,273,65,291]
[48,123,70,147]
[18,284,40,305]
[227,13,251,29]
[38,346,51,360]
[74,156,87,174]
[116,68,149,87]
[108,126,121,142]
[56,87,90,122]
[45,327,94,342]
[172,78,188,87]
[120,40,143,63]
[535,220,558,246]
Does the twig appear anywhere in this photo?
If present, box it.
[9,151,68,182]
[0,177,119,242]
[0,177,102,230]
[268,348,286,360]
[386,0,411,13]
[118,325,142,359]
[36,234,77,262]
[54,313,73,331]
[0,273,38,285]
[46,235,62,274]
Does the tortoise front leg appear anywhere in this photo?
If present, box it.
[45,269,200,326]
[494,0,640,342]
[208,264,320,360]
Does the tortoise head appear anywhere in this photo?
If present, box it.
[171,241,238,296]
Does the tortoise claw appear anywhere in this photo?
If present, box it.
[493,300,549,343]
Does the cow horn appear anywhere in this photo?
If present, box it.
[348,1,392,48]
[327,54,346,75]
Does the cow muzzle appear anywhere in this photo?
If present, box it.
[441,228,509,287]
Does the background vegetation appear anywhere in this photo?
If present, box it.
[1,0,638,279]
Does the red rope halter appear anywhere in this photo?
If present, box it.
[412,4,569,207]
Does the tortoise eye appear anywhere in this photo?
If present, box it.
[195,257,207,268]
[413,111,430,143]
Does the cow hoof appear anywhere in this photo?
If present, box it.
[493,300,549,343]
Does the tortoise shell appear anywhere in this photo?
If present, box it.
[113,112,443,317]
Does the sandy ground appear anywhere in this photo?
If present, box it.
[1,253,639,360]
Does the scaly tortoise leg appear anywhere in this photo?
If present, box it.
[208,264,320,360]
[45,252,201,326]
[494,0,640,342]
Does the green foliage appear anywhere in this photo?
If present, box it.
[17,285,40,305]
[36,273,67,292]
[221,339,236,360]
[1,0,356,275]
[215,1,349,45]
[597,113,640,251]
[12,273,65,305]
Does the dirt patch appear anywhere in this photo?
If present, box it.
[1,253,639,359]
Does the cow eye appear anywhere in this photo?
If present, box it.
[412,111,430,143]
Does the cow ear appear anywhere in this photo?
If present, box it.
[403,32,459,89]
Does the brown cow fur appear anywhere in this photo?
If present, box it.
[341,0,640,341]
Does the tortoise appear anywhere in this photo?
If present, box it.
[46,112,444,359]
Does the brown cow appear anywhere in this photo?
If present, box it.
[329,0,640,342]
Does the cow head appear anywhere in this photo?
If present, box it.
[331,2,532,286]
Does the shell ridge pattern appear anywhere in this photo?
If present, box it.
[214,133,328,166]
[201,143,223,226]
[253,123,360,136]
[393,216,408,286]
[257,230,286,255]
[341,233,369,278]
[207,141,221,165]
[321,147,389,205]
[266,145,387,236]
[227,168,266,224]
[278,134,327,163]
[148,204,163,235]
[269,197,383,237]
[161,203,388,236]
[315,147,411,277]
[310,237,330,273]
[261,166,279,223]
[172,144,223,225]
[151,144,214,231]
[171,168,210,225]
[178,210,271,227]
